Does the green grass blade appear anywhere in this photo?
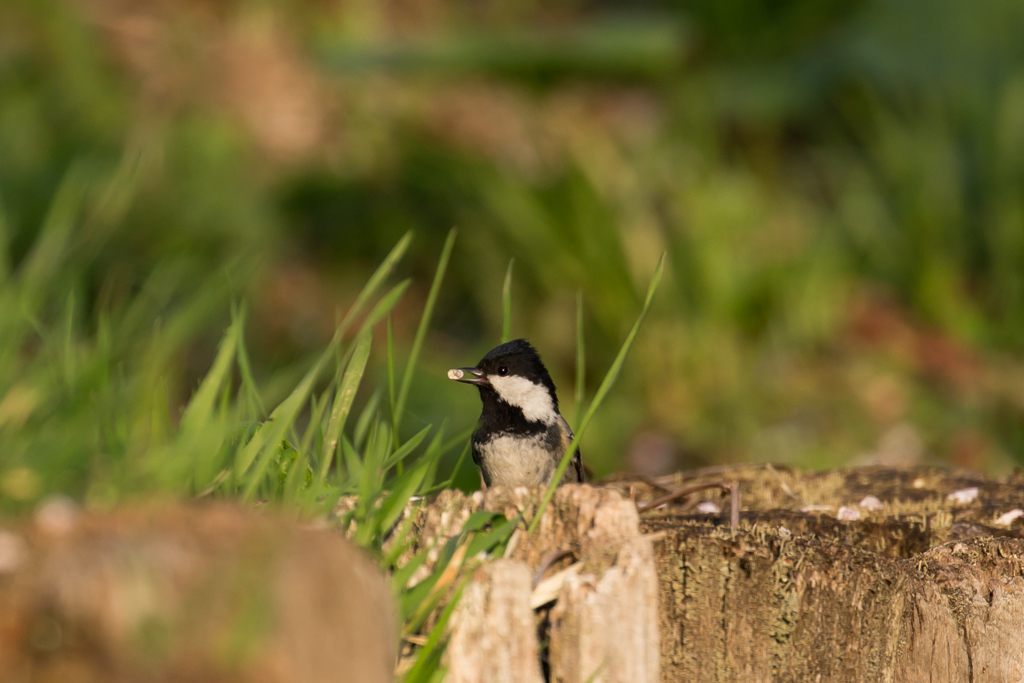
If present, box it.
[382,424,432,471]
[501,258,514,343]
[318,331,373,482]
[387,314,397,428]
[237,338,339,499]
[438,435,474,491]
[284,391,333,500]
[574,289,585,427]
[358,421,391,508]
[376,456,430,537]
[354,387,382,450]
[234,304,266,418]
[464,514,518,557]
[358,280,412,340]
[528,254,664,534]
[418,422,446,492]
[62,292,76,390]
[19,162,89,309]
[439,426,475,456]
[180,314,243,434]
[394,229,457,436]
[340,435,362,484]
[387,315,404,475]
[458,511,503,535]
[402,578,467,683]
[391,545,433,594]
[0,197,10,283]
[381,504,422,569]
[337,231,412,337]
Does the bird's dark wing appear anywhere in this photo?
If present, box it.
[470,430,492,488]
[555,415,585,484]
[570,446,585,483]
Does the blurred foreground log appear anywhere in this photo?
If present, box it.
[0,503,395,683]
[403,466,1024,683]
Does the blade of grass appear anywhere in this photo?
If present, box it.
[359,280,412,337]
[438,436,474,491]
[464,514,518,557]
[392,545,433,593]
[340,435,362,484]
[404,541,468,634]
[528,254,664,534]
[381,503,423,569]
[501,258,514,343]
[337,231,412,337]
[574,290,585,427]
[394,229,457,437]
[382,424,432,471]
[237,337,341,500]
[180,313,243,434]
[19,162,89,309]
[62,292,76,390]
[354,387,382,450]
[387,314,397,426]
[387,315,403,475]
[357,421,392,514]
[439,426,475,456]
[235,304,266,418]
[398,511,495,618]
[283,390,333,500]
[402,578,467,683]
[418,421,446,493]
[318,331,373,482]
[376,455,431,538]
[0,197,10,283]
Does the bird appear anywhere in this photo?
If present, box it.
[448,339,584,489]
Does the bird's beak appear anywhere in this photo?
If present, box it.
[448,367,486,385]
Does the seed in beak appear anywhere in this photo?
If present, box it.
[448,368,464,380]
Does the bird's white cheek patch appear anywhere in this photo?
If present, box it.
[488,375,557,424]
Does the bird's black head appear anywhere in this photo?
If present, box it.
[448,339,561,427]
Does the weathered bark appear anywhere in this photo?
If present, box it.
[393,486,661,683]
[548,536,659,683]
[447,560,544,683]
[614,466,1024,682]
[405,466,1024,683]
[0,503,396,683]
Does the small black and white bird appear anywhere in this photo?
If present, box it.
[448,339,584,489]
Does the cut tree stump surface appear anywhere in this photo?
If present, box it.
[617,465,1024,682]
[405,466,1024,683]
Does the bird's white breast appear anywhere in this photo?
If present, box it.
[487,375,557,424]
[477,433,555,487]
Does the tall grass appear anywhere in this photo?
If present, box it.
[0,169,666,677]
[529,255,664,532]
[7,0,1024,480]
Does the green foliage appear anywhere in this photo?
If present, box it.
[3,0,1024,672]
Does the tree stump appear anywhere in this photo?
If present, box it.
[447,560,544,683]
[617,465,1024,682]
[393,486,661,683]
[404,466,1024,683]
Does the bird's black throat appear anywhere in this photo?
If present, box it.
[473,385,547,438]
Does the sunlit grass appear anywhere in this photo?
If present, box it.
[0,161,669,675]
[5,0,1024,672]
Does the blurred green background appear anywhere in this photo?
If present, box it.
[2,0,1024,507]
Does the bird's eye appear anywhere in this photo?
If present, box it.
[498,366,508,376]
